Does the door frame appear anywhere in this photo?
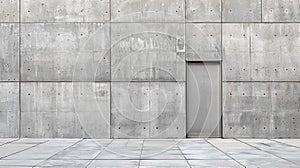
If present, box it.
[185,61,223,138]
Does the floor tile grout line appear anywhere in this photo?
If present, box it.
[176,140,192,168]
[5,21,300,24]
[236,139,300,166]
[269,139,300,150]
[28,158,234,161]
[0,139,21,147]
[0,140,49,160]
[32,139,83,167]
[205,139,246,168]
[138,139,145,168]
[85,139,114,167]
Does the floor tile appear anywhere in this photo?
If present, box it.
[188,160,243,168]
[0,144,36,158]
[4,140,79,160]
[238,158,300,168]
[87,160,139,168]
[273,139,300,148]
[36,159,90,167]
[139,160,190,168]
[0,159,42,167]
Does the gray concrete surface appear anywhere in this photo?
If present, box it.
[21,82,110,138]
[21,0,110,22]
[263,0,300,22]
[0,23,19,81]
[222,0,261,22]
[0,0,18,22]
[186,0,221,22]
[0,0,299,138]
[0,138,299,167]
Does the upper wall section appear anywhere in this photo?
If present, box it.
[222,0,262,22]
[263,0,300,22]
[0,0,19,22]
[223,23,300,82]
[186,0,221,22]
[2,0,300,23]
[21,0,110,22]
[111,23,185,82]
[0,23,19,81]
[111,0,185,22]
[21,23,110,81]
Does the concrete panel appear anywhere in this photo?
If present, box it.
[150,52,185,81]
[21,82,110,138]
[0,83,19,138]
[186,23,221,61]
[222,24,250,81]
[224,110,300,138]
[224,111,274,138]
[111,23,185,82]
[223,82,272,138]
[223,82,300,138]
[21,0,110,22]
[186,0,221,22]
[251,24,300,81]
[263,0,300,22]
[222,0,261,22]
[111,0,185,22]
[0,0,18,22]
[21,23,110,81]
[149,82,186,138]
[111,82,150,138]
[0,24,19,81]
[111,82,186,138]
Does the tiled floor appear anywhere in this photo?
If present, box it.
[0,139,299,168]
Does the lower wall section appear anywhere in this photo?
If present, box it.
[223,82,300,138]
[17,82,186,138]
[1,81,299,138]
[21,82,110,138]
[0,83,19,138]
[111,82,186,138]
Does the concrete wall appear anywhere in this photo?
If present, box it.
[0,0,299,138]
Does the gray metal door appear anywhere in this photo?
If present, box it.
[187,62,221,138]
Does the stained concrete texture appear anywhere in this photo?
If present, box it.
[0,0,18,22]
[186,0,221,22]
[149,82,186,138]
[186,23,221,61]
[263,0,300,22]
[0,24,19,81]
[111,82,150,138]
[21,0,110,22]
[111,23,185,82]
[222,0,261,22]
[0,138,299,167]
[111,0,185,22]
[223,23,300,81]
[222,24,251,81]
[251,24,300,81]
[0,83,19,138]
[21,23,110,81]
[111,82,185,138]
[223,82,300,138]
[21,82,110,138]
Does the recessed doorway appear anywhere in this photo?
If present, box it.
[187,62,221,138]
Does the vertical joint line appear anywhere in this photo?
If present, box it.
[261,0,263,23]
[18,0,21,138]
[249,25,252,81]
[220,0,223,138]
[109,0,112,139]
